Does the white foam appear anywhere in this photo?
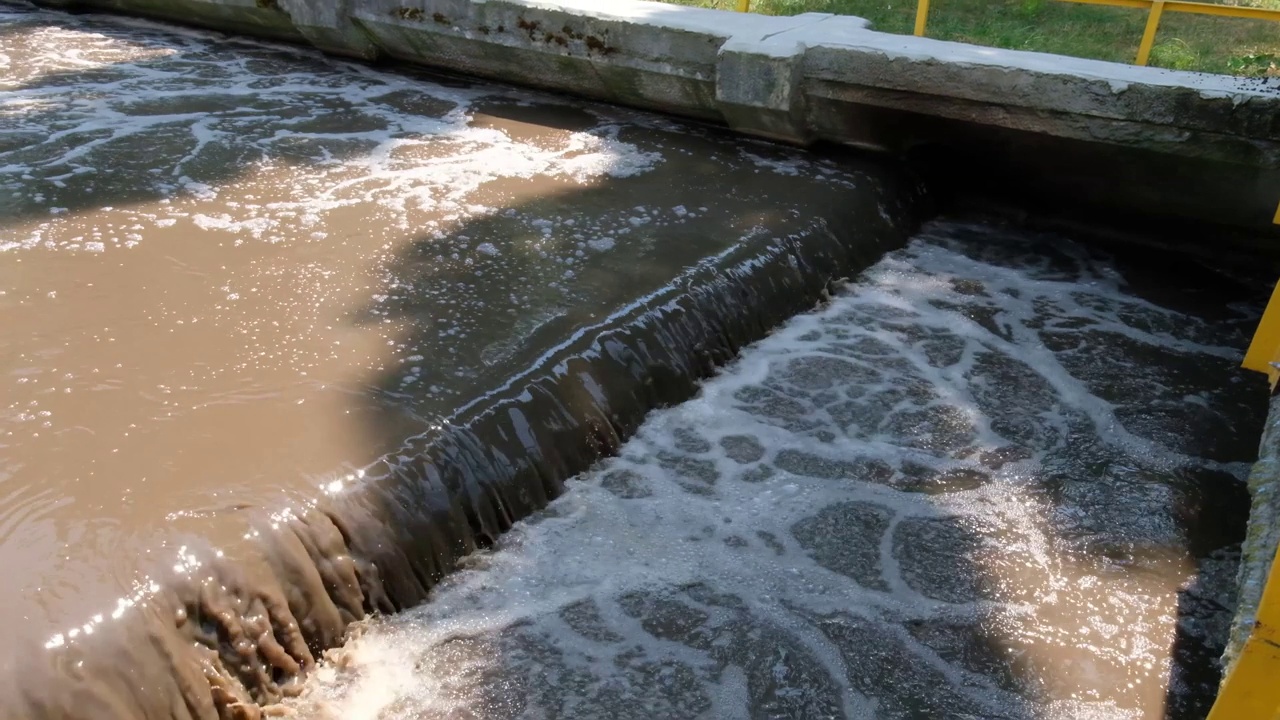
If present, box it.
[0,6,665,254]
[291,221,1254,719]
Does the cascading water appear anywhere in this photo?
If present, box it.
[1,3,928,717]
[287,221,1269,720]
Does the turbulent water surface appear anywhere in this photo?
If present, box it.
[292,222,1267,720]
[0,0,907,659]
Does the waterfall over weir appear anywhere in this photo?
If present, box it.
[292,221,1273,720]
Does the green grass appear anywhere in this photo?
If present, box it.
[663,0,1280,75]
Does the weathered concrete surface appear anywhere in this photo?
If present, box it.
[23,0,1280,231]
[1224,393,1280,669]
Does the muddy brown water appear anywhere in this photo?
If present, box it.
[0,3,923,717]
[0,2,1274,719]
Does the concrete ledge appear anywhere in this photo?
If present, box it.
[280,0,379,57]
[349,0,741,121]
[1225,393,1280,669]
[800,32,1280,148]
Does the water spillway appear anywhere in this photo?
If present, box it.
[291,221,1272,720]
[1,2,1276,719]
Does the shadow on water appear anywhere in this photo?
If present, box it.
[333,196,1274,718]
[1164,467,1253,720]
[341,121,882,457]
[1093,239,1275,718]
[954,224,1272,719]
[313,96,931,587]
[338,207,1046,718]
[1089,240,1277,718]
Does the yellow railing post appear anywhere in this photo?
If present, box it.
[1242,280,1280,388]
[736,0,750,11]
[1135,0,1166,65]
[914,0,932,36]
[1058,0,1280,66]
[1243,200,1280,387]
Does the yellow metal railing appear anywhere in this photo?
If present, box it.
[733,0,1280,65]
[913,0,1280,57]
[1243,201,1280,388]
[1059,0,1280,65]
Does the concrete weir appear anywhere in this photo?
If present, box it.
[29,0,1280,233]
[1,145,926,718]
[0,5,933,711]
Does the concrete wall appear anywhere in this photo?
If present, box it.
[28,0,1280,232]
[1225,393,1280,669]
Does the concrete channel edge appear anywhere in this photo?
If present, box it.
[24,0,1280,160]
[26,0,1280,230]
[1225,394,1280,665]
